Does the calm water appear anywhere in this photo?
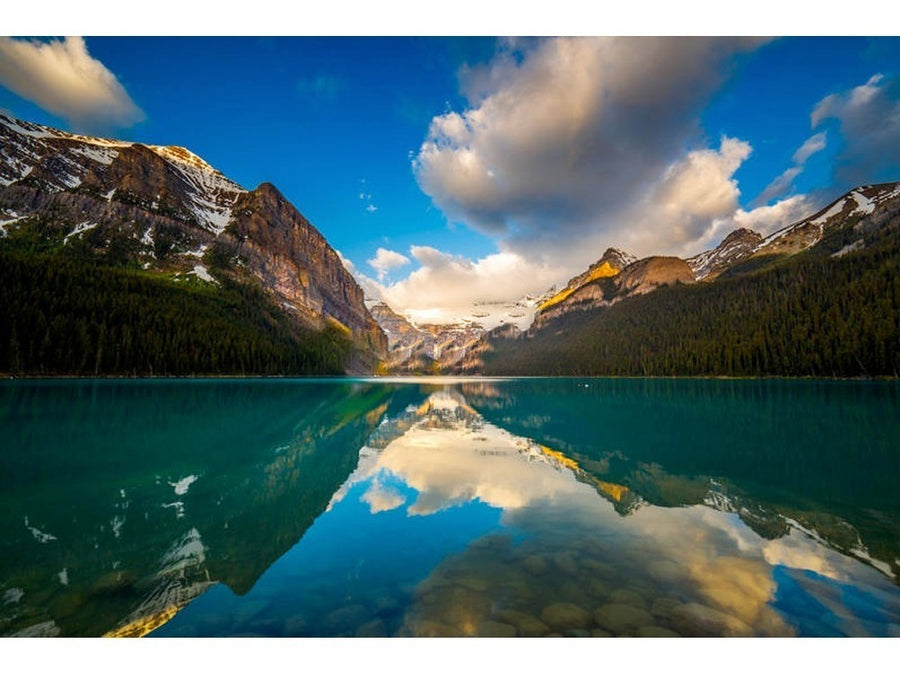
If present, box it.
[1,377,898,637]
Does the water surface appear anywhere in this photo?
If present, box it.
[1,378,898,637]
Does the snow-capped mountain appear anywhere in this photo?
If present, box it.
[689,182,900,280]
[687,228,764,281]
[528,182,900,327]
[0,113,385,356]
[368,300,486,373]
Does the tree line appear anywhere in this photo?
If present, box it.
[0,252,354,376]
[482,233,899,377]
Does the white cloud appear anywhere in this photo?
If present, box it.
[413,37,764,264]
[367,134,815,321]
[755,133,827,206]
[367,247,410,281]
[792,131,827,165]
[366,246,567,325]
[812,73,900,186]
[365,204,378,213]
[732,195,816,235]
[617,136,752,256]
[361,38,836,321]
[0,36,143,132]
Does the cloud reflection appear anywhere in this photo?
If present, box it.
[331,387,899,636]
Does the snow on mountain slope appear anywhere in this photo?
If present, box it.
[0,113,386,354]
[0,114,242,233]
[687,228,764,281]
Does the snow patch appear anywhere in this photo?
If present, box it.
[181,243,208,259]
[810,198,846,226]
[9,620,60,637]
[0,115,53,138]
[189,265,217,284]
[63,221,97,244]
[850,191,876,216]
[170,474,199,496]
[831,240,864,258]
[162,501,185,519]
[104,189,115,201]
[1,212,25,235]
[111,515,125,538]
[849,547,895,578]
[158,528,207,575]
[58,568,69,586]
[3,587,24,605]
[24,516,57,543]
[71,146,119,166]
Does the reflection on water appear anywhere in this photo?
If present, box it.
[1,378,898,637]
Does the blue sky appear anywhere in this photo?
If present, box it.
[1,35,899,321]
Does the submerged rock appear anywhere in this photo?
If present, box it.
[541,602,593,630]
[638,625,680,637]
[477,621,517,637]
[324,604,369,632]
[495,609,550,637]
[356,618,388,637]
[523,555,548,575]
[593,603,655,635]
[414,620,462,637]
[609,588,647,609]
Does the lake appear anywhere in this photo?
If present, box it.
[1,377,898,637]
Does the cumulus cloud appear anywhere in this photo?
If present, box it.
[755,132,827,206]
[361,38,836,321]
[812,73,900,186]
[413,37,764,265]
[0,36,144,132]
[618,136,752,256]
[365,246,568,324]
[367,247,410,281]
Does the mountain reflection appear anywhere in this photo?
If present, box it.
[0,379,402,637]
[345,388,899,636]
[2,378,898,637]
[157,384,899,637]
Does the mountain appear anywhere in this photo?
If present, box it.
[0,114,385,375]
[687,183,900,280]
[687,228,764,281]
[477,182,900,377]
[369,301,484,373]
[532,248,690,329]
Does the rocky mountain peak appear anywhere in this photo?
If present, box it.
[0,113,387,364]
[687,228,763,281]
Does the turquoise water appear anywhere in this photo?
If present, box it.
[1,378,898,637]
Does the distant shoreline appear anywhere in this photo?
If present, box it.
[2,373,896,381]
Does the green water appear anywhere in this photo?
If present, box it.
[1,378,898,637]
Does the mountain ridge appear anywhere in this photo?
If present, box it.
[475,180,900,377]
[0,113,386,375]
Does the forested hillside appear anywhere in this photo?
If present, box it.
[481,232,899,377]
[0,253,354,376]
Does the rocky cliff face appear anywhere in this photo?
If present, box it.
[369,300,482,373]
[687,228,764,281]
[687,183,900,280]
[0,113,385,358]
[533,254,693,329]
